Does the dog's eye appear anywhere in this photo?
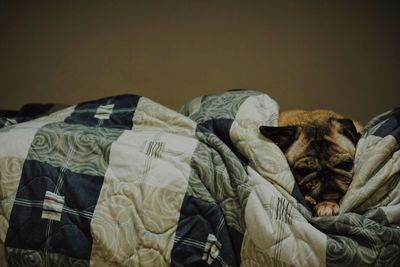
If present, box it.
[335,161,353,171]
[295,167,314,177]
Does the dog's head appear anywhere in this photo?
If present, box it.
[260,116,361,204]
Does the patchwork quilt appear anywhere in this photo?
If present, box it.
[0,90,399,267]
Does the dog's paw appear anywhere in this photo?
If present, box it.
[314,201,339,217]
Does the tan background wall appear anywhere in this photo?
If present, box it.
[0,0,399,123]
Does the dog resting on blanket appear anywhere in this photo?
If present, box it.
[260,110,363,217]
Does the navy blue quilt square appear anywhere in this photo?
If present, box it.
[65,94,140,129]
[374,114,400,142]
[197,119,249,166]
[171,195,241,267]
[5,159,104,260]
[5,205,92,260]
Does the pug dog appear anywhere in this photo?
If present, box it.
[259,110,363,217]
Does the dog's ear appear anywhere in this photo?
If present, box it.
[333,118,361,144]
[259,125,299,152]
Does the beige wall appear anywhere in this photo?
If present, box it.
[0,0,399,123]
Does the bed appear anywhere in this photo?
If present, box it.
[0,90,399,266]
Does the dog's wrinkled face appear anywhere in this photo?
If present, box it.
[284,120,356,203]
[260,113,361,216]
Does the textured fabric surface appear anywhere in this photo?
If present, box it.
[0,90,399,266]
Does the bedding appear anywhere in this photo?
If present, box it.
[0,90,399,266]
[0,103,67,127]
